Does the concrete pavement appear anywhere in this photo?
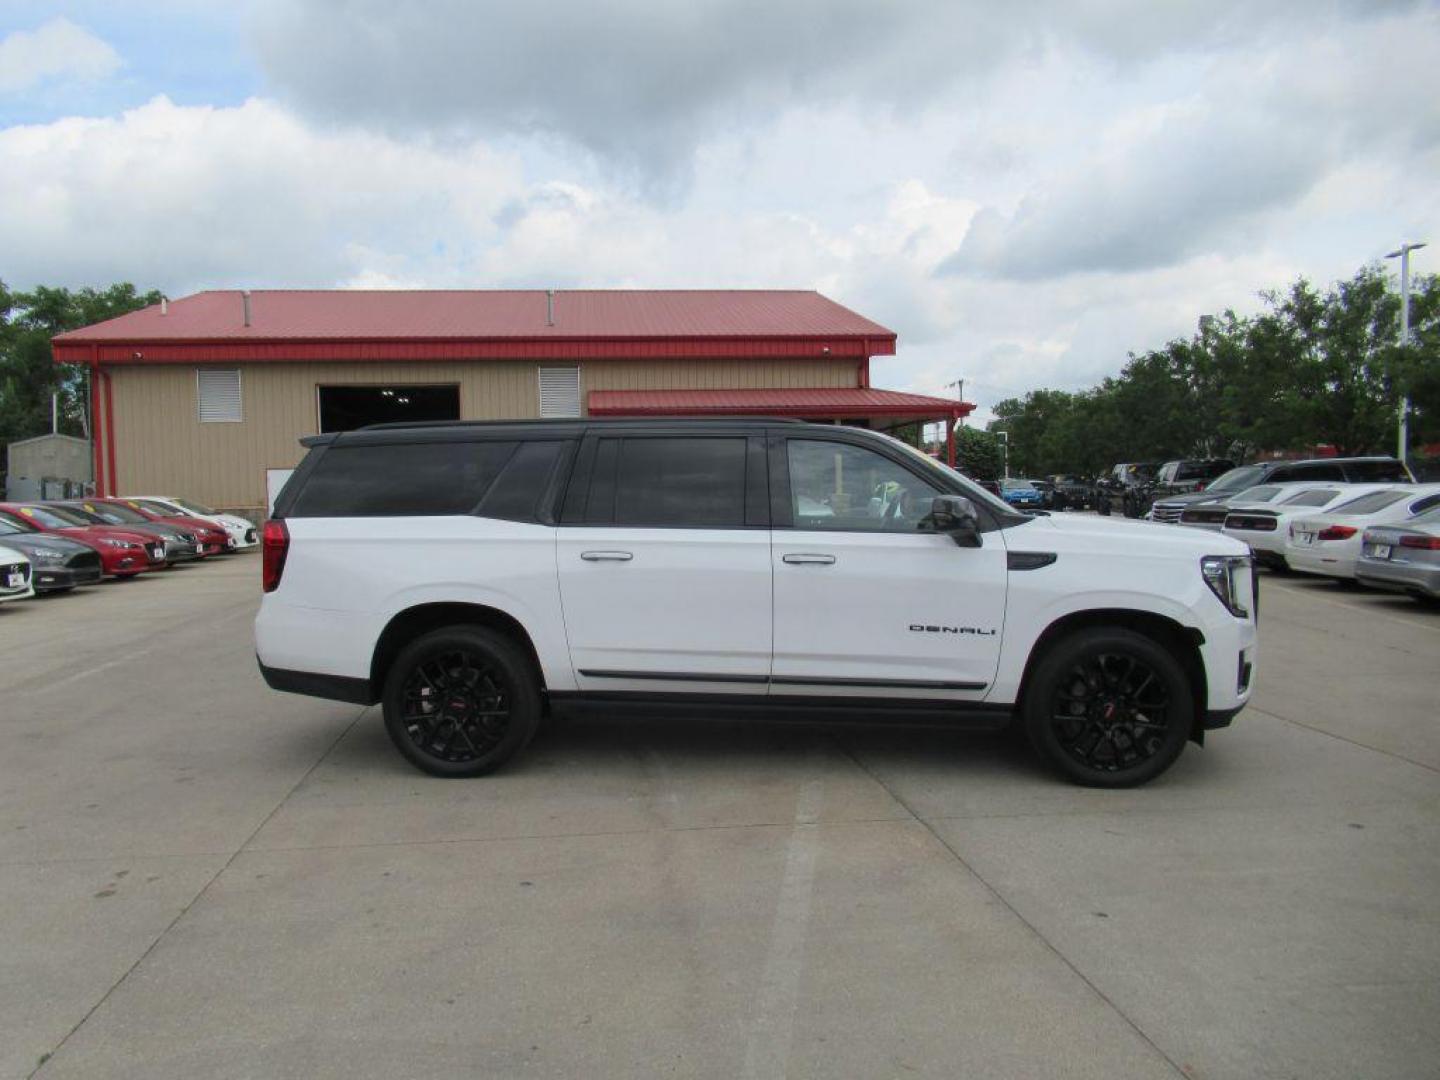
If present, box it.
[1,557,1437,1078]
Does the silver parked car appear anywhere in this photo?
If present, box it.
[1355,506,1440,603]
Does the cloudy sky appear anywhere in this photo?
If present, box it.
[2,1,1436,422]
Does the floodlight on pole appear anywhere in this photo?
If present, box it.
[1386,241,1427,466]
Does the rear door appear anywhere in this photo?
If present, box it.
[555,431,772,690]
[769,434,1008,699]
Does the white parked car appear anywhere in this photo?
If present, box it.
[1178,482,1330,531]
[1285,485,1440,581]
[122,495,258,549]
[0,545,36,604]
[1221,484,1390,569]
[255,419,1258,788]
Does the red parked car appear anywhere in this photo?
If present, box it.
[104,499,233,555]
[0,504,165,579]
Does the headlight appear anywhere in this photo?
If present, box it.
[29,548,66,562]
[1201,555,1253,619]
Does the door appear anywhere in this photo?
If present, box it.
[771,436,1008,699]
[556,433,772,690]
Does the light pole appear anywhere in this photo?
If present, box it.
[995,429,1009,480]
[1386,241,1427,466]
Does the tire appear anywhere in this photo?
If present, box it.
[381,625,542,778]
[1022,627,1194,787]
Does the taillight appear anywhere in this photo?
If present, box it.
[1316,525,1357,541]
[1399,535,1440,550]
[261,519,289,593]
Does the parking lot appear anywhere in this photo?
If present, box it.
[2,555,1438,1080]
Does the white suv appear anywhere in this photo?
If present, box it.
[255,420,1257,787]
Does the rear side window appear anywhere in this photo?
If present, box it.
[288,441,518,517]
[1332,490,1407,515]
[475,441,566,522]
[579,436,749,527]
[1345,460,1411,481]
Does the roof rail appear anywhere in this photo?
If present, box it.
[356,416,807,432]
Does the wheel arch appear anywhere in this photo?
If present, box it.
[370,602,547,696]
[1015,609,1209,742]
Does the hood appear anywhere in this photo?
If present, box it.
[1024,511,1250,557]
[0,533,93,558]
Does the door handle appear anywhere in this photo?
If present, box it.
[782,553,836,565]
[580,550,633,562]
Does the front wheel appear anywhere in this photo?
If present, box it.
[382,626,541,778]
[1023,627,1194,787]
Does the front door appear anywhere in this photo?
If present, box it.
[556,432,772,691]
[771,436,1008,699]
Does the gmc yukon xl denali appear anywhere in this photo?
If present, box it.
[255,419,1257,787]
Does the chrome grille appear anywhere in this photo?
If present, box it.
[1151,502,1186,524]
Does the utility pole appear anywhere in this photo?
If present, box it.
[1386,241,1427,466]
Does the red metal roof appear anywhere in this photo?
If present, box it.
[588,387,974,418]
[53,289,895,365]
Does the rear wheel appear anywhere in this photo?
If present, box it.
[381,625,541,778]
[1023,627,1194,787]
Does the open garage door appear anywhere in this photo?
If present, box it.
[317,385,460,432]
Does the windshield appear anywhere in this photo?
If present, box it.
[1234,485,1283,502]
[1331,490,1407,515]
[1002,480,1036,491]
[0,511,39,533]
[1206,466,1268,494]
[170,497,217,515]
[0,518,34,535]
[17,505,89,528]
[83,501,151,524]
[882,434,1019,516]
[1282,488,1342,507]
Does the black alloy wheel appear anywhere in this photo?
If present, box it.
[1023,627,1193,787]
[382,626,541,778]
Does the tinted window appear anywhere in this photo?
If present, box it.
[1282,488,1343,507]
[81,501,150,524]
[1346,460,1410,481]
[1332,490,1408,515]
[1208,466,1267,493]
[476,441,566,522]
[19,506,89,528]
[787,439,941,532]
[608,437,747,527]
[0,511,38,532]
[1409,494,1440,515]
[1235,485,1283,502]
[1292,463,1345,480]
[1408,507,1440,525]
[289,441,518,517]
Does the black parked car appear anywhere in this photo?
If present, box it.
[1092,462,1161,517]
[0,515,103,592]
[1152,459,1235,497]
[1046,474,1091,510]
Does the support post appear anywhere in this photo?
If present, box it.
[946,418,956,467]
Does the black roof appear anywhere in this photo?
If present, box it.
[304,416,811,448]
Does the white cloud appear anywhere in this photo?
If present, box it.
[0,18,121,94]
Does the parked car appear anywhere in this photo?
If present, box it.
[1178,482,1329,531]
[54,501,203,562]
[1355,506,1440,603]
[0,516,104,592]
[1150,457,1415,524]
[256,418,1257,788]
[999,478,1047,509]
[1046,474,1091,511]
[0,504,164,578]
[74,499,231,556]
[1153,459,1236,499]
[1092,462,1161,517]
[1285,485,1440,581]
[123,495,258,549]
[1220,485,1391,570]
[0,545,36,605]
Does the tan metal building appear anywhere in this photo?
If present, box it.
[53,289,972,520]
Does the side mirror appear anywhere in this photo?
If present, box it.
[926,495,982,547]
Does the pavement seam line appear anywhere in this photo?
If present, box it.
[26,705,367,1079]
[1248,704,1440,775]
[1262,579,1440,634]
[833,735,1192,1080]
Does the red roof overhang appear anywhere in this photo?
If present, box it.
[588,387,974,419]
[52,335,891,366]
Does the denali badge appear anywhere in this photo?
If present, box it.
[909,624,997,636]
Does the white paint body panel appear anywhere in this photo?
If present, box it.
[771,529,1007,698]
[0,546,36,603]
[1285,485,1440,580]
[556,527,772,690]
[127,495,259,548]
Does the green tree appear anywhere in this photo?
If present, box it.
[0,282,161,461]
[954,425,1003,480]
